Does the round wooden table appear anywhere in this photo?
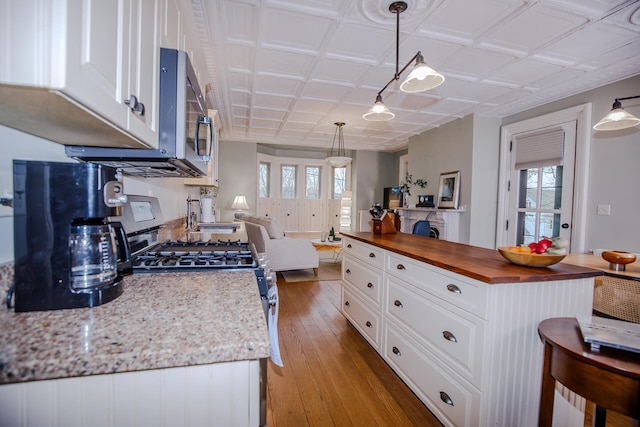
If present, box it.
[537,317,640,427]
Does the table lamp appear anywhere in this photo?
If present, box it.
[231,195,250,219]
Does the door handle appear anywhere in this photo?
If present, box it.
[561,223,569,229]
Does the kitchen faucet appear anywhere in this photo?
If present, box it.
[186,194,200,229]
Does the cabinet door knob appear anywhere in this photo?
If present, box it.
[124,94,145,116]
[394,300,403,308]
[439,391,454,406]
[442,331,457,343]
[345,269,351,274]
[367,282,373,288]
[446,284,462,294]
[369,253,376,258]
[365,321,372,328]
[347,244,352,248]
[344,301,350,307]
[392,346,401,356]
[396,264,406,270]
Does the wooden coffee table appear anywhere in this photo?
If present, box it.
[311,238,342,262]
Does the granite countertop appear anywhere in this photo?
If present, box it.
[342,231,602,284]
[0,267,270,384]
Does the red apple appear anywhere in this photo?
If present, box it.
[528,242,538,252]
[536,239,552,254]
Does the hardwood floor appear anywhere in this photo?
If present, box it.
[266,276,443,427]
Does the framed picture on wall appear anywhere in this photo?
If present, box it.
[437,171,460,209]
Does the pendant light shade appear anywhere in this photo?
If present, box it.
[400,53,445,93]
[362,95,396,121]
[362,1,444,122]
[326,122,352,167]
[593,96,640,131]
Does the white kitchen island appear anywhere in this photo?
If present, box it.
[340,232,602,427]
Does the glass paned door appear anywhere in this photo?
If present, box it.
[516,166,564,245]
[507,121,576,249]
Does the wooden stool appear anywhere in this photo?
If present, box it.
[537,317,640,427]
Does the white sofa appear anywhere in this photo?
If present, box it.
[243,215,319,275]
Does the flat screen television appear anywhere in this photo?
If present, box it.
[383,187,403,210]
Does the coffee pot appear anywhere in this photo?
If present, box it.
[69,223,127,290]
[11,160,130,312]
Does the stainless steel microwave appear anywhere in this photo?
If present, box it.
[65,48,214,178]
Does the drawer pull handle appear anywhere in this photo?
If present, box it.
[369,253,376,258]
[392,346,401,356]
[442,331,457,343]
[446,284,462,294]
[366,321,372,328]
[347,244,352,248]
[396,264,406,270]
[344,301,350,307]
[440,391,454,406]
[345,269,351,274]
[394,300,403,308]
[367,282,373,288]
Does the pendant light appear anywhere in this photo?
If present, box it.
[326,122,352,167]
[363,1,444,122]
[593,95,640,131]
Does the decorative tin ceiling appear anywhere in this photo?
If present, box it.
[192,0,640,151]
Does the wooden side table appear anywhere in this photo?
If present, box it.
[537,317,640,427]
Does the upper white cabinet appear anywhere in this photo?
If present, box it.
[0,0,160,149]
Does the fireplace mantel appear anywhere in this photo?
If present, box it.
[396,207,464,242]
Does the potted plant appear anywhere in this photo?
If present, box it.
[400,173,427,207]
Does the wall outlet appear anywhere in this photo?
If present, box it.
[596,204,611,215]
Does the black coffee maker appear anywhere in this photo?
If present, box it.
[11,160,131,312]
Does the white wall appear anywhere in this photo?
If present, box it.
[217,140,257,222]
[0,124,193,264]
[406,114,501,248]
[504,74,640,253]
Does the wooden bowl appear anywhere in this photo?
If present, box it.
[601,250,636,265]
[497,247,566,267]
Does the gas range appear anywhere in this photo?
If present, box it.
[132,240,258,272]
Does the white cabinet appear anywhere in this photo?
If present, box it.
[299,199,324,231]
[0,360,262,427]
[0,0,160,149]
[340,236,594,427]
[184,110,219,187]
[277,199,299,232]
[341,238,384,351]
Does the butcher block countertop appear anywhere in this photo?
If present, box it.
[0,266,269,385]
[341,232,602,284]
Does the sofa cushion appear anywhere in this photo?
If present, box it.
[259,217,285,239]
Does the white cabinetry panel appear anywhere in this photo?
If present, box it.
[0,0,160,149]
[0,361,261,427]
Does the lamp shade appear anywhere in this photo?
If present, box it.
[400,63,445,93]
[326,156,352,167]
[363,96,395,121]
[593,106,640,131]
[231,195,250,210]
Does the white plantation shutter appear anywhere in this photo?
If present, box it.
[514,127,564,170]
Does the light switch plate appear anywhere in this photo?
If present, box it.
[596,204,611,215]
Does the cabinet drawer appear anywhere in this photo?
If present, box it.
[343,256,382,306]
[386,252,487,318]
[341,287,380,350]
[342,238,384,269]
[384,325,480,427]
[386,278,484,385]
